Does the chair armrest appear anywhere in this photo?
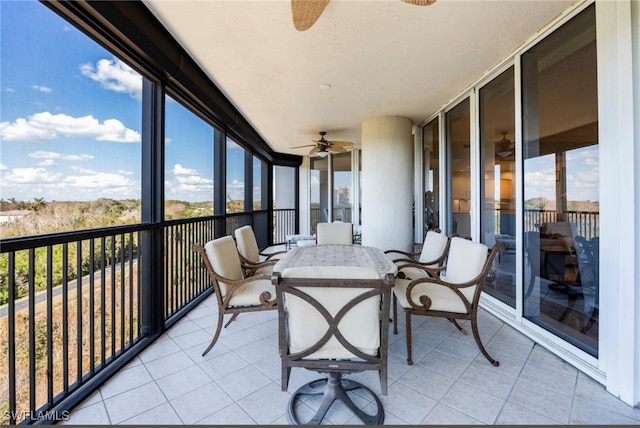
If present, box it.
[238,254,277,276]
[384,249,421,260]
[214,272,275,307]
[396,263,444,279]
[403,275,478,314]
[243,260,276,277]
[260,249,288,261]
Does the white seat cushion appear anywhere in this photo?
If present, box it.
[205,235,275,304]
[227,278,276,307]
[393,237,488,314]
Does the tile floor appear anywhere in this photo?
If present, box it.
[62,293,640,425]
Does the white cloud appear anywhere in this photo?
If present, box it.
[32,85,52,93]
[173,164,198,176]
[227,140,242,150]
[164,164,213,201]
[80,58,142,99]
[63,172,136,191]
[70,166,97,175]
[29,150,94,161]
[0,164,7,171]
[523,169,555,200]
[1,166,140,201]
[0,111,140,143]
[5,88,15,93]
[38,159,56,167]
[3,167,63,184]
[227,179,245,201]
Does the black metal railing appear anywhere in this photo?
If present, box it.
[163,218,216,319]
[309,207,353,234]
[0,226,145,425]
[523,209,600,240]
[0,209,293,424]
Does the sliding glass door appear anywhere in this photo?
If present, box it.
[521,5,599,356]
[446,98,471,238]
[422,119,440,234]
[480,67,516,308]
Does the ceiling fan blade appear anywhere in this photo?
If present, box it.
[291,0,330,31]
[309,146,320,155]
[290,144,317,149]
[328,141,353,147]
[401,0,437,5]
[328,146,347,154]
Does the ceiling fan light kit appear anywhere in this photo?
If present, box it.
[291,0,436,31]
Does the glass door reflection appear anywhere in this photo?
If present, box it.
[479,67,516,308]
[522,5,599,356]
[446,98,471,238]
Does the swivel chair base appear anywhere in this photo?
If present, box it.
[287,372,384,425]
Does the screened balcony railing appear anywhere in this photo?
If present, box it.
[0,208,297,424]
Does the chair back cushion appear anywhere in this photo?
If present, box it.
[234,225,260,263]
[445,237,488,303]
[418,230,449,266]
[445,237,488,283]
[281,266,380,359]
[204,236,244,298]
[316,222,354,245]
[395,237,488,314]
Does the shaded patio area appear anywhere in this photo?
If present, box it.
[62,292,640,425]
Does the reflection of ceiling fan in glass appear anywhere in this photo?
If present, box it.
[291,0,437,31]
[496,132,515,159]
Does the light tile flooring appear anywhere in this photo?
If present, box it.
[62,294,640,425]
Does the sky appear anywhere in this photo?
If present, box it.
[1,1,598,207]
[0,0,248,204]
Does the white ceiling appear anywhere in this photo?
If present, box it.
[142,0,576,157]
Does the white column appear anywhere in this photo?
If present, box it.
[596,0,639,407]
[361,116,413,252]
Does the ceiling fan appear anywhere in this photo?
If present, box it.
[496,132,515,159]
[291,0,437,31]
[290,131,354,157]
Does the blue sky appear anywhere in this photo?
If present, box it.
[1,1,597,207]
[0,0,246,204]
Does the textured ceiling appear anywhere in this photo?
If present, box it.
[142,0,575,157]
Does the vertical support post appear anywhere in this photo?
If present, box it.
[140,78,164,337]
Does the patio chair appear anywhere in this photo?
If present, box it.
[316,222,354,245]
[234,225,287,276]
[192,235,277,356]
[274,266,391,425]
[385,229,451,335]
[392,236,504,366]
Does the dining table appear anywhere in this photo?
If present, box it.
[271,244,398,285]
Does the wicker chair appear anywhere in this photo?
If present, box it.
[274,266,391,425]
[192,235,277,356]
[393,237,504,366]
